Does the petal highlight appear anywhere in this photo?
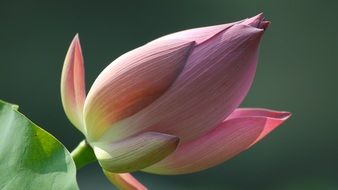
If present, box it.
[92,132,179,173]
[103,170,147,190]
[61,34,86,133]
[143,108,291,175]
[84,39,194,140]
[156,22,237,45]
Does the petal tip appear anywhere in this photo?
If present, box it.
[277,111,292,120]
[260,109,292,121]
[71,33,81,48]
[74,33,79,39]
[241,13,270,30]
[61,33,86,133]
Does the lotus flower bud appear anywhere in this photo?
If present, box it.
[61,13,290,179]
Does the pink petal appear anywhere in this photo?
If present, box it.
[142,108,291,175]
[103,171,147,190]
[61,34,86,133]
[92,132,179,173]
[100,21,266,143]
[155,13,268,45]
[155,22,237,45]
[241,13,270,30]
[83,39,194,141]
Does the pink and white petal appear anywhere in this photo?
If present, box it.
[100,24,265,143]
[84,39,194,141]
[103,171,147,190]
[61,34,86,133]
[92,132,179,173]
[142,108,291,175]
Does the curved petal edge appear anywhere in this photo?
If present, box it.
[61,34,86,134]
[92,132,180,173]
[84,39,195,141]
[103,170,147,190]
[143,108,291,175]
[100,22,267,144]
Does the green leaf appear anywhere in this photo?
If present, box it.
[0,100,79,190]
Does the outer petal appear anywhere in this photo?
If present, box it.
[100,18,267,143]
[142,108,291,175]
[155,22,237,45]
[103,170,147,190]
[84,39,194,141]
[92,132,179,173]
[61,34,86,133]
[155,13,267,45]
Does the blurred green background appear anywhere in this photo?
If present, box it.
[1,0,337,189]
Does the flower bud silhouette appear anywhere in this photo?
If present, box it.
[61,13,290,188]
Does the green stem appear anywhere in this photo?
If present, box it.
[71,140,97,170]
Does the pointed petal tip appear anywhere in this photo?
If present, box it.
[61,33,86,133]
[227,108,291,125]
[143,108,290,175]
[254,109,291,120]
[233,23,265,34]
[248,13,264,22]
[225,108,291,145]
[74,33,79,39]
[71,33,81,47]
[242,13,270,30]
[275,111,292,120]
